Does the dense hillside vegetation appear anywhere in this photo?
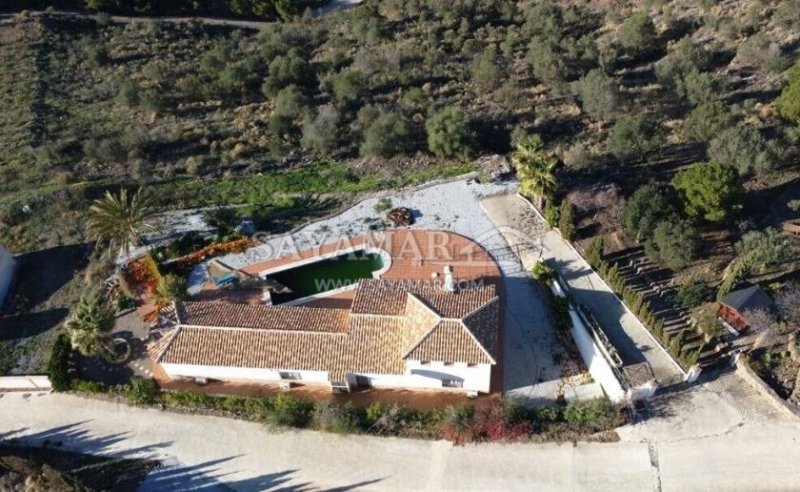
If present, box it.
[0,0,799,286]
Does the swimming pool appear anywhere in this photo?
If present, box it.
[265,249,385,304]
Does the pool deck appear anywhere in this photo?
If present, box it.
[192,229,503,309]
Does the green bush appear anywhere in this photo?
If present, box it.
[125,377,161,405]
[676,281,713,308]
[607,115,664,163]
[564,398,616,428]
[156,274,188,303]
[621,184,678,241]
[558,200,577,240]
[544,201,559,228]
[684,101,735,142]
[425,106,476,158]
[617,12,657,55]
[46,334,74,392]
[360,111,414,157]
[71,379,106,393]
[571,68,621,121]
[644,219,700,270]
[270,393,315,428]
[531,261,556,283]
[671,162,743,222]
[708,124,774,176]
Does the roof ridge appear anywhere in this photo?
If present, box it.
[179,324,348,335]
[457,316,497,365]
[400,320,443,359]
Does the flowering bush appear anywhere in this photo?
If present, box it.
[174,237,254,269]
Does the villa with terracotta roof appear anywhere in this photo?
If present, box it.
[150,230,504,394]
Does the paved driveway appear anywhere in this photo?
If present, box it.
[481,193,684,387]
[2,379,800,491]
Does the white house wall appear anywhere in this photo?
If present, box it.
[0,247,15,307]
[159,363,329,384]
[349,362,491,393]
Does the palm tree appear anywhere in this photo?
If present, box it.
[66,293,115,357]
[511,135,559,209]
[87,188,157,258]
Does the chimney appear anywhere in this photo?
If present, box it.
[443,265,455,292]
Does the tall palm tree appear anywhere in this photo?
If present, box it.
[87,188,157,258]
[66,293,115,357]
[511,135,559,209]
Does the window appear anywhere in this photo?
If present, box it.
[444,362,453,366]
[467,363,477,368]
[442,379,463,388]
[279,371,302,381]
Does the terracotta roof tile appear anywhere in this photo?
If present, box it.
[177,302,349,333]
[159,276,501,379]
[405,320,493,365]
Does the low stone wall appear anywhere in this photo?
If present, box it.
[0,375,51,392]
[736,359,800,421]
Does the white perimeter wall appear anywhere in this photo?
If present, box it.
[159,364,329,384]
[550,282,626,402]
[0,247,15,306]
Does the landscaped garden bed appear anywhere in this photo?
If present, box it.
[72,376,627,444]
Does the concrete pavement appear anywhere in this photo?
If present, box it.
[2,376,800,491]
[481,193,685,387]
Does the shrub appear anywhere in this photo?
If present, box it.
[46,334,74,392]
[531,261,556,283]
[86,44,109,67]
[470,47,503,90]
[71,379,105,393]
[269,393,315,428]
[360,111,414,157]
[707,124,774,176]
[737,33,790,73]
[776,63,800,123]
[621,184,678,241]
[617,12,657,55]
[644,219,700,270]
[117,81,140,107]
[672,162,743,222]
[302,105,341,154]
[607,115,664,163]
[262,49,315,97]
[570,69,621,121]
[684,101,735,142]
[735,228,790,272]
[544,201,559,228]
[676,281,713,308]
[155,274,188,303]
[527,38,566,86]
[425,106,476,158]
[314,402,365,434]
[584,236,604,267]
[329,69,367,108]
[125,377,161,405]
[558,200,577,240]
[655,37,712,92]
[564,398,617,429]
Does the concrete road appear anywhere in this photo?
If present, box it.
[482,193,685,387]
[2,377,800,491]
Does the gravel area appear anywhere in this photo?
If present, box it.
[188,179,518,292]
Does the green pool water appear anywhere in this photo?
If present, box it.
[268,250,383,304]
